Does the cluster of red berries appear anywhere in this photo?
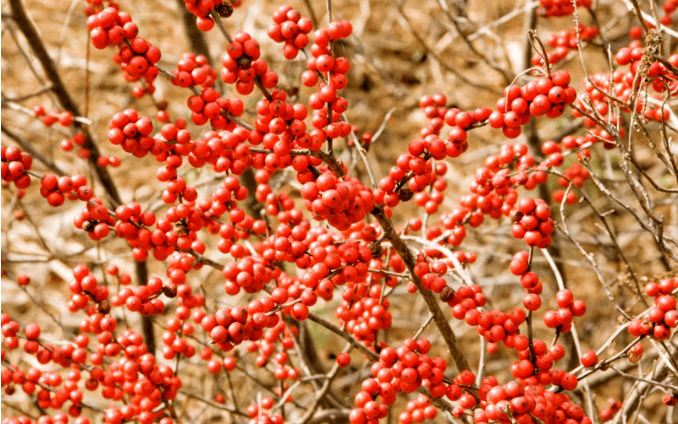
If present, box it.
[399,395,437,424]
[300,171,376,231]
[101,341,180,423]
[537,0,591,17]
[579,41,678,126]
[115,38,161,91]
[107,109,154,157]
[408,255,452,295]
[253,92,318,167]
[532,24,598,67]
[376,156,447,212]
[39,173,92,207]
[415,161,448,216]
[267,5,313,59]
[202,302,279,352]
[244,401,285,424]
[297,234,373,288]
[67,264,114,314]
[245,318,294,370]
[510,197,554,248]
[7,1,676,423]
[74,198,117,241]
[349,339,447,424]
[221,32,278,95]
[470,376,591,424]
[2,352,90,417]
[111,201,170,262]
[433,141,544,252]
[112,276,167,316]
[180,0,243,32]
[32,105,74,127]
[246,323,301,386]
[1,146,32,190]
[153,121,248,176]
[543,289,587,333]
[418,94,491,158]
[300,19,353,141]
[186,88,244,129]
[508,254,544,311]
[170,53,217,89]
[552,162,590,204]
[87,7,161,94]
[471,143,541,199]
[222,256,275,294]
[87,6,138,49]
[467,306,527,351]
[489,71,576,139]
[628,278,678,340]
[160,310,197,361]
[1,314,21,354]
[253,179,296,217]
[337,281,392,342]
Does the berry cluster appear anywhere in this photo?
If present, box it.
[350,339,447,424]
[180,0,243,32]
[74,198,118,241]
[469,306,527,349]
[222,32,278,95]
[301,171,376,231]
[267,5,313,59]
[552,161,590,204]
[337,280,392,343]
[300,19,353,141]
[170,53,218,89]
[39,173,92,207]
[537,0,592,17]
[471,377,591,424]
[532,24,598,67]
[87,7,161,93]
[32,105,74,127]
[399,395,437,424]
[376,155,448,212]
[576,41,678,127]
[186,88,244,129]
[222,256,274,294]
[107,109,155,157]
[510,197,555,248]
[244,400,285,424]
[112,276,167,316]
[543,289,587,333]
[202,301,279,352]
[628,278,678,340]
[508,254,544,310]
[489,71,576,139]
[1,146,32,190]
[418,93,490,155]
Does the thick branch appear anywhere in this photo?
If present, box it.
[371,206,470,372]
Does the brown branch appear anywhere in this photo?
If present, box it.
[371,206,470,372]
[397,1,502,96]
